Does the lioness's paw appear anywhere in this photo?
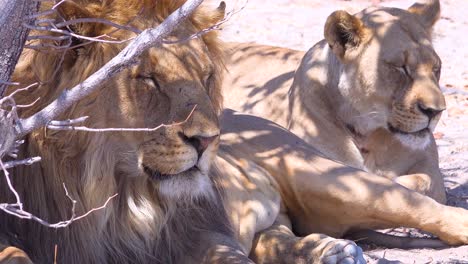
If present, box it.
[436,206,468,245]
[319,239,366,264]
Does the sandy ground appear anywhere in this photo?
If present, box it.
[214,0,468,263]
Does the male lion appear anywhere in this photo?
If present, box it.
[220,0,468,255]
[0,1,254,263]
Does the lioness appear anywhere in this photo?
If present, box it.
[221,0,468,253]
[224,0,446,201]
[0,1,253,263]
[0,0,367,263]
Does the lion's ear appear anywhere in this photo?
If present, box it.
[57,1,98,39]
[214,1,226,22]
[408,0,440,29]
[204,1,226,25]
[191,1,226,33]
[324,10,370,61]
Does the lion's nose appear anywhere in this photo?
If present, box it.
[418,102,445,120]
[185,135,219,156]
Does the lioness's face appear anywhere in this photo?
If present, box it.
[326,1,445,149]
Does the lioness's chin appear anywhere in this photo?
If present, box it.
[145,167,214,200]
[389,125,431,150]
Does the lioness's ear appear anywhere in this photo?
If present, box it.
[324,10,370,61]
[408,0,440,29]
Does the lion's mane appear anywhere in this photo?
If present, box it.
[0,1,228,263]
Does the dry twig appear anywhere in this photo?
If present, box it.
[47,105,197,132]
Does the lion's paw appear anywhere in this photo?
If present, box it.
[319,239,366,264]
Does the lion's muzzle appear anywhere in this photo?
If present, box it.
[138,109,220,182]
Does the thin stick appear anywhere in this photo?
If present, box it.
[47,105,197,132]
[0,160,24,209]
[56,18,141,34]
[2,157,41,169]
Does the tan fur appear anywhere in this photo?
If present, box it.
[0,1,253,263]
[221,0,468,257]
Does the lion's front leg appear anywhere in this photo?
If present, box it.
[0,244,32,264]
[251,223,365,264]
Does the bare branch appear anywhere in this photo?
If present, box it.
[0,81,20,86]
[0,82,119,229]
[1,152,117,229]
[48,116,90,126]
[26,23,134,44]
[47,105,197,132]
[56,18,142,34]
[16,97,41,109]
[26,9,55,19]
[0,109,17,161]
[4,82,38,100]
[27,34,70,41]
[25,43,72,50]
[2,157,41,169]
[0,160,24,209]
[25,2,144,51]
[0,183,118,228]
[22,24,69,33]
[34,18,55,25]
[51,0,67,10]
[53,186,117,228]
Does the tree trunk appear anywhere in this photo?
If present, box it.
[0,0,39,97]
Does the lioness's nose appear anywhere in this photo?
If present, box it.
[418,102,445,119]
[185,135,219,156]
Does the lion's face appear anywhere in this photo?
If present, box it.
[325,1,444,149]
[113,30,224,199]
[113,34,221,199]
